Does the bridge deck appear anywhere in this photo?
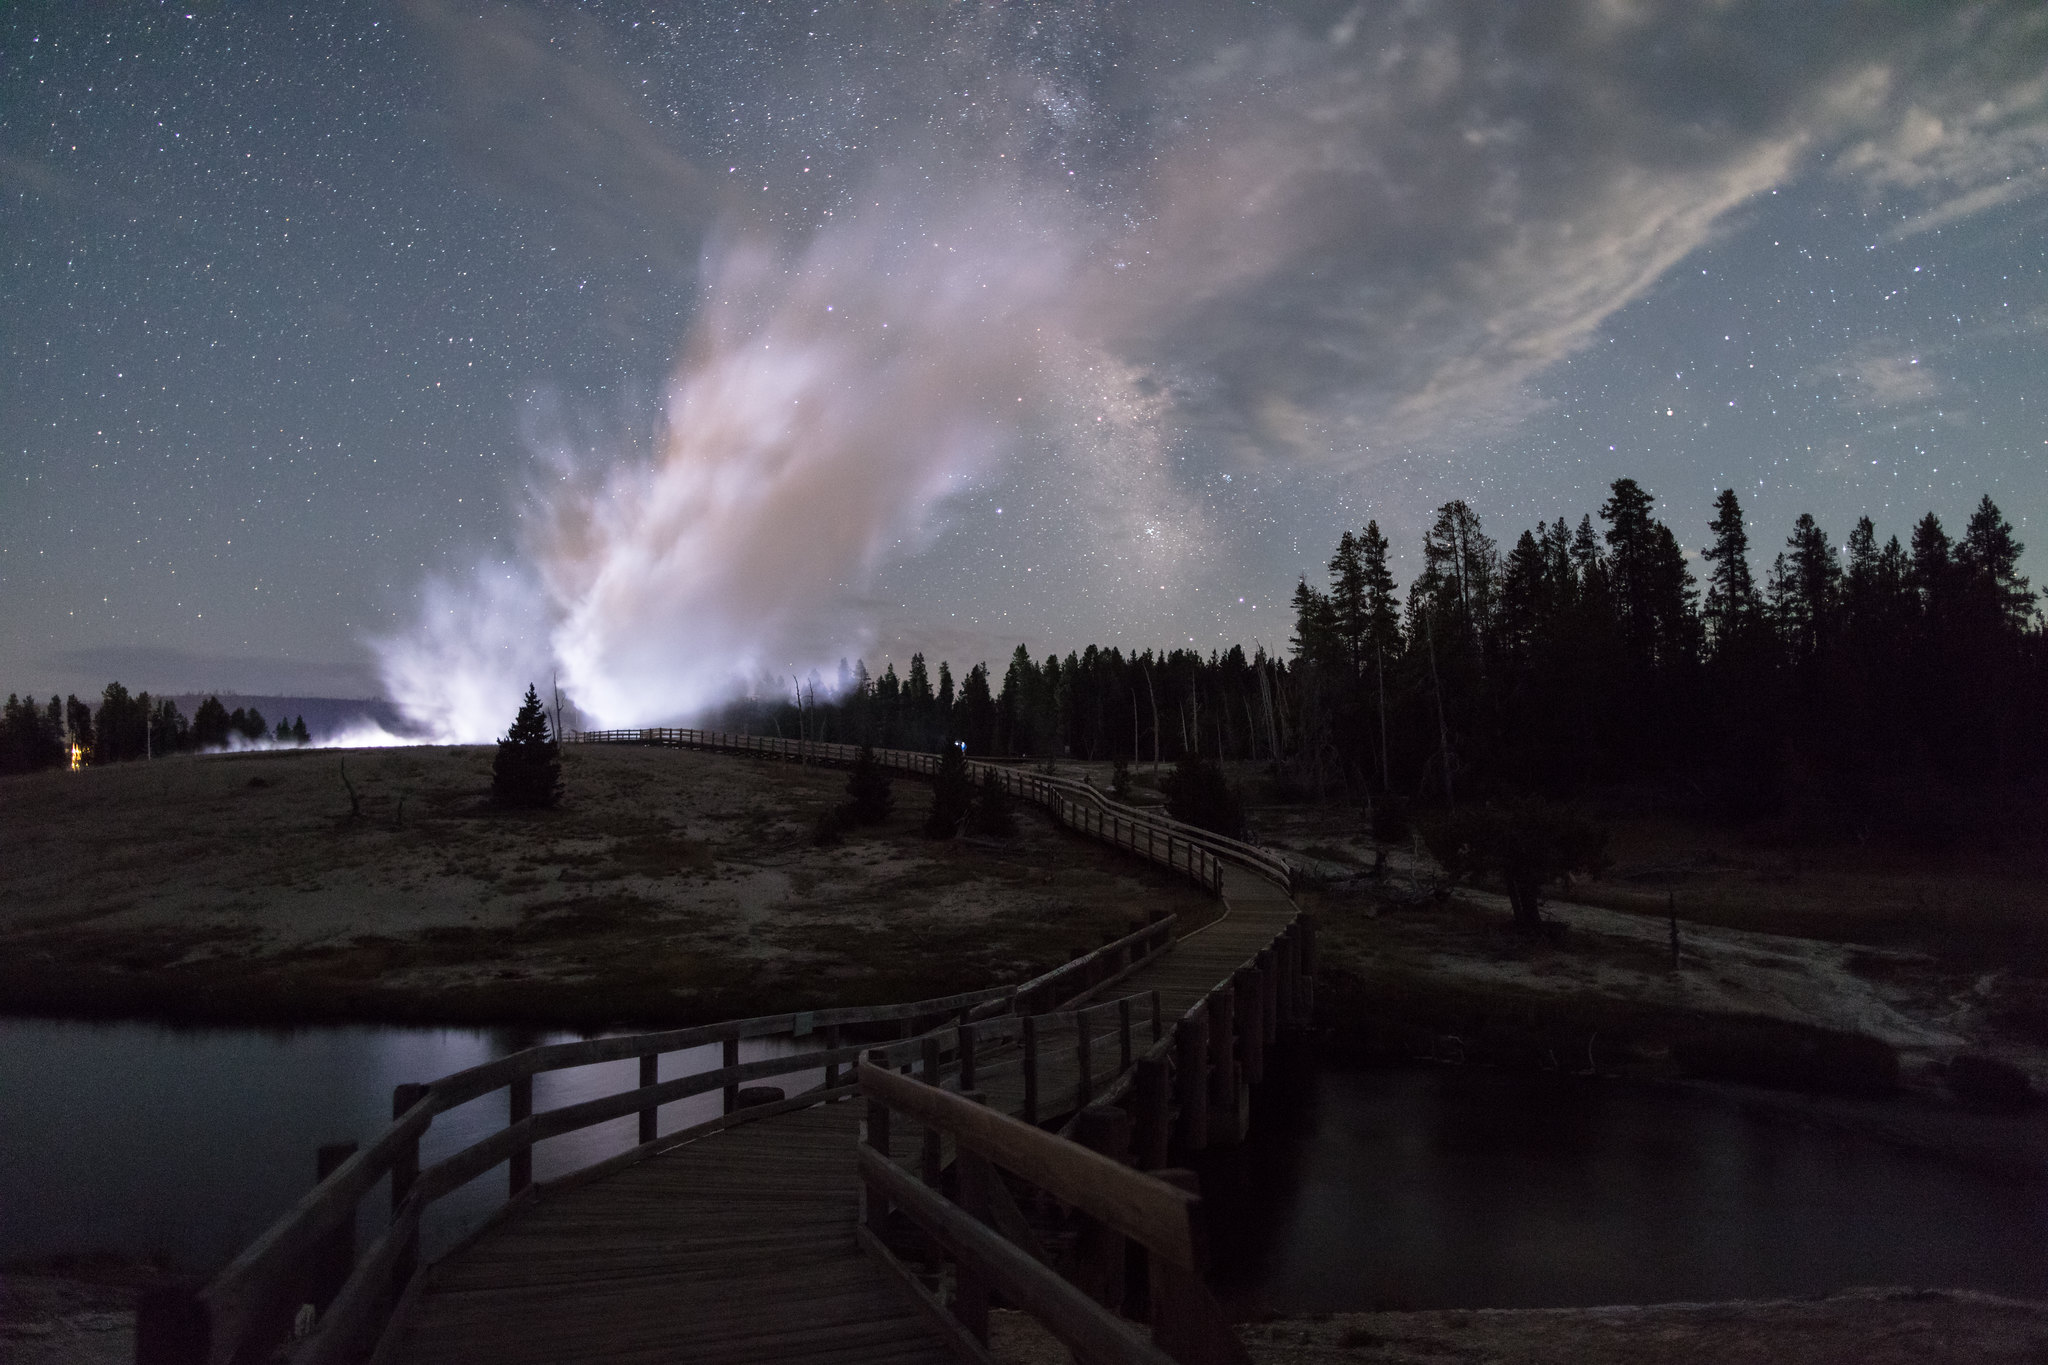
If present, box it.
[382,867,1292,1365]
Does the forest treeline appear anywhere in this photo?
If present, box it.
[715,481,2043,846]
[0,684,310,774]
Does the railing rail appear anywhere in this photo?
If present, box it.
[182,981,1031,1365]
[567,727,1293,896]
[857,1062,1250,1365]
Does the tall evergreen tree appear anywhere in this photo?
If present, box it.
[1956,495,2035,632]
[1701,489,1758,652]
[957,664,996,754]
[1328,530,1369,672]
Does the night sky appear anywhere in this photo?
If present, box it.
[4,2,2044,736]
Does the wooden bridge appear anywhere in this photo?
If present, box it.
[141,731,1311,1365]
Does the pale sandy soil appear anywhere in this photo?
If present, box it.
[1254,805,2048,1089]
[0,1276,133,1365]
[0,745,1213,1026]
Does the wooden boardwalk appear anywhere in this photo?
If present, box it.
[383,1104,949,1365]
[381,868,1294,1365]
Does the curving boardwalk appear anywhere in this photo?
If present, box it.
[380,880,1295,1365]
[175,729,1304,1365]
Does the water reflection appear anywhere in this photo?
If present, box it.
[1205,1064,2048,1313]
[0,1017,821,1272]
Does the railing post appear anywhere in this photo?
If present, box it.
[1076,1007,1094,1109]
[1175,1011,1209,1152]
[1132,1052,1171,1170]
[1299,915,1316,1020]
[1118,997,1134,1072]
[957,1021,977,1091]
[508,1075,533,1197]
[863,1067,892,1235]
[1235,965,1264,1086]
[824,1023,843,1089]
[1071,1106,1132,1313]
[1150,988,1163,1043]
[309,1140,359,1317]
[390,1082,428,1292]
[1209,986,1241,1145]
[1277,928,1298,1031]
[1022,1015,1039,1125]
[722,1036,740,1114]
[638,1053,659,1145]
[920,1037,943,1187]
[1256,948,1278,1044]
[954,1094,994,1345]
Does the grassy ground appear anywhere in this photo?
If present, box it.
[0,745,1214,1028]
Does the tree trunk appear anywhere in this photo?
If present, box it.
[1506,874,1543,932]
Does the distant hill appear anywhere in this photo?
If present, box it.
[166,694,417,745]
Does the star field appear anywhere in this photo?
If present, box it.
[2,2,2044,709]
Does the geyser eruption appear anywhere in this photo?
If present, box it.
[375,199,1085,741]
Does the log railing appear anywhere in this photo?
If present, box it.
[567,727,1294,896]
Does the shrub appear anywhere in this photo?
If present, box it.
[1162,752,1246,840]
[1110,759,1132,801]
[1419,801,1606,931]
[1672,1018,1898,1096]
[1945,1053,2036,1109]
[491,685,562,810]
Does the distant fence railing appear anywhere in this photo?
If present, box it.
[566,727,1293,896]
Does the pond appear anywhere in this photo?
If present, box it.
[0,1016,820,1273]
[1205,1063,2048,1312]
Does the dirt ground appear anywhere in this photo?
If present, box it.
[0,745,1214,1027]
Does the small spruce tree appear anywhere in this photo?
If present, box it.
[845,744,893,825]
[1163,752,1247,840]
[492,684,563,809]
[924,744,971,838]
[966,768,1016,837]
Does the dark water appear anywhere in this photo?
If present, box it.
[0,1017,818,1272]
[1205,1064,2048,1312]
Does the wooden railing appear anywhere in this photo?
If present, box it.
[857,1063,1250,1365]
[567,727,1294,896]
[850,911,1315,1365]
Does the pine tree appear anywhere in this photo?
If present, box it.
[1328,531,1368,672]
[845,744,893,825]
[1701,489,1757,652]
[924,743,971,838]
[291,715,311,744]
[1956,495,2035,632]
[492,684,563,809]
[1288,578,1341,667]
[192,695,232,749]
[1162,751,1247,839]
[966,768,1016,837]
[1359,520,1402,664]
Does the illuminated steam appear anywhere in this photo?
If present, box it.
[376,194,1113,739]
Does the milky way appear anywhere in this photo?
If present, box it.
[3,2,2044,724]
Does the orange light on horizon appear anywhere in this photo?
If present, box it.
[69,743,83,771]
